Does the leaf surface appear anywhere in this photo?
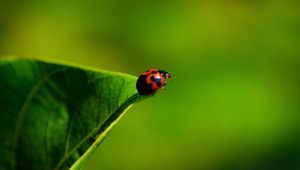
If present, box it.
[0,58,140,170]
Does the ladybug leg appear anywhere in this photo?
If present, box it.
[161,83,168,90]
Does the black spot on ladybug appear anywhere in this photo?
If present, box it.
[136,75,154,95]
[154,77,161,83]
[154,76,162,85]
[150,75,155,82]
[156,81,161,87]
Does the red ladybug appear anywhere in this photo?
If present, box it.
[136,68,171,95]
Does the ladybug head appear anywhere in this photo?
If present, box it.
[158,70,171,79]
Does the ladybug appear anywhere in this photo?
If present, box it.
[136,68,171,95]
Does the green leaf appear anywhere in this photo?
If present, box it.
[0,58,143,170]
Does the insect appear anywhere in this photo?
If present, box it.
[136,68,171,95]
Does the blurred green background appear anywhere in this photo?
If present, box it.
[1,0,300,169]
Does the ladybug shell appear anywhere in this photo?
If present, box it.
[142,68,158,76]
[136,72,166,95]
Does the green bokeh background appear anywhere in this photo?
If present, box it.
[1,0,300,169]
